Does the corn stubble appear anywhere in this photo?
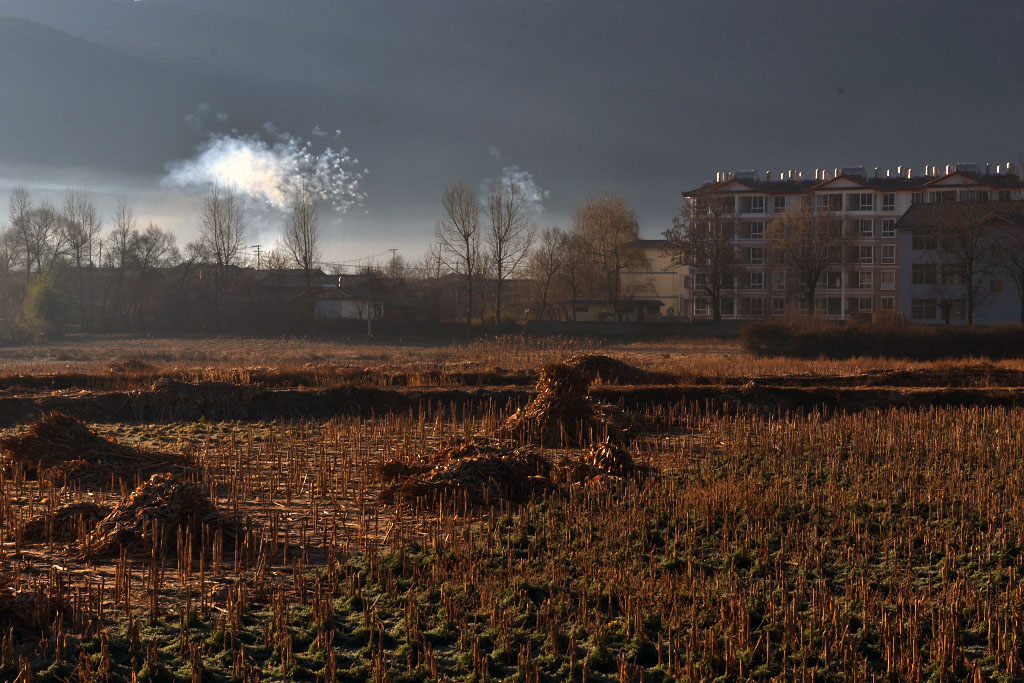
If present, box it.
[0,352,1022,680]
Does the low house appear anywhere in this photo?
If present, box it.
[570,298,663,322]
[620,239,691,319]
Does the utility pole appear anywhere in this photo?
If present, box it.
[254,244,263,270]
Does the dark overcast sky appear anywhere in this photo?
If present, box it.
[1,0,1023,263]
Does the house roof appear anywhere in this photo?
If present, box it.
[683,171,1024,197]
[893,200,1024,230]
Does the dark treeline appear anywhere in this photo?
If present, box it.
[0,182,652,341]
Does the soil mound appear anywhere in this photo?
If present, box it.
[82,473,240,558]
[566,353,675,385]
[18,502,110,543]
[108,359,157,374]
[380,438,554,507]
[131,378,256,421]
[0,413,182,486]
[499,362,632,447]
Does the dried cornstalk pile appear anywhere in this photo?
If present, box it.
[0,412,181,486]
[82,473,239,558]
[499,362,630,447]
[0,587,63,641]
[566,352,675,385]
[583,437,638,477]
[131,378,256,421]
[380,438,554,507]
[18,502,110,543]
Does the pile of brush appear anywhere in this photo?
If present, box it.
[82,473,239,559]
[565,353,676,385]
[379,437,555,508]
[17,502,110,543]
[499,362,632,447]
[0,412,182,486]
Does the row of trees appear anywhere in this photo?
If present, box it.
[0,184,324,333]
[431,181,649,324]
[0,177,655,335]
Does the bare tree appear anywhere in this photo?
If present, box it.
[928,205,1000,325]
[767,204,845,316]
[61,190,102,327]
[572,192,645,319]
[135,223,179,272]
[282,185,321,287]
[485,177,536,326]
[527,226,567,320]
[8,186,32,278]
[198,186,246,268]
[263,248,292,271]
[0,228,19,319]
[27,199,65,275]
[996,218,1024,322]
[435,181,481,325]
[663,195,738,321]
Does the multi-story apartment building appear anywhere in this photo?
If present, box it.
[682,163,1024,320]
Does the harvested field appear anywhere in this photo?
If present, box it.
[0,336,1023,681]
[0,412,184,485]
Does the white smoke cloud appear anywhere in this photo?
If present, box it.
[163,126,367,213]
[481,165,549,217]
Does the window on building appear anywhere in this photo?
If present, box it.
[815,193,842,211]
[748,221,765,239]
[941,264,964,285]
[799,298,810,313]
[749,247,764,265]
[827,298,842,316]
[824,271,842,290]
[815,298,827,312]
[749,272,764,290]
[748,297,764,316]
[958,189,989,201]
[881,193,896,211]
[881,219,896,238]
[694,271,707,290]
[574,305,589,313]
[911,192,926,204]
[999,190,1012,201]
[694,299,710,316]
[880,296,895,311]
[930,190,956,203]
[739,195,765,213]
[912,230,938,250]
[881,244,896,264]
[992,279,1004,293]
[772,196,786,213]
[858,297,873,312]
[773,271,786,289]
[911,298,937,320]
[847,193,875,211]
[912,263,938,285]
[858,245,873,263]
[858,219,874,237]
[858,271,873,289]
[881,270,896,290]
[721,298,734,315]
[950,299,967,321]
[772,296,785,316]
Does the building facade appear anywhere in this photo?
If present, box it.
[681,163,1024,320]
[895,202,1024,325]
